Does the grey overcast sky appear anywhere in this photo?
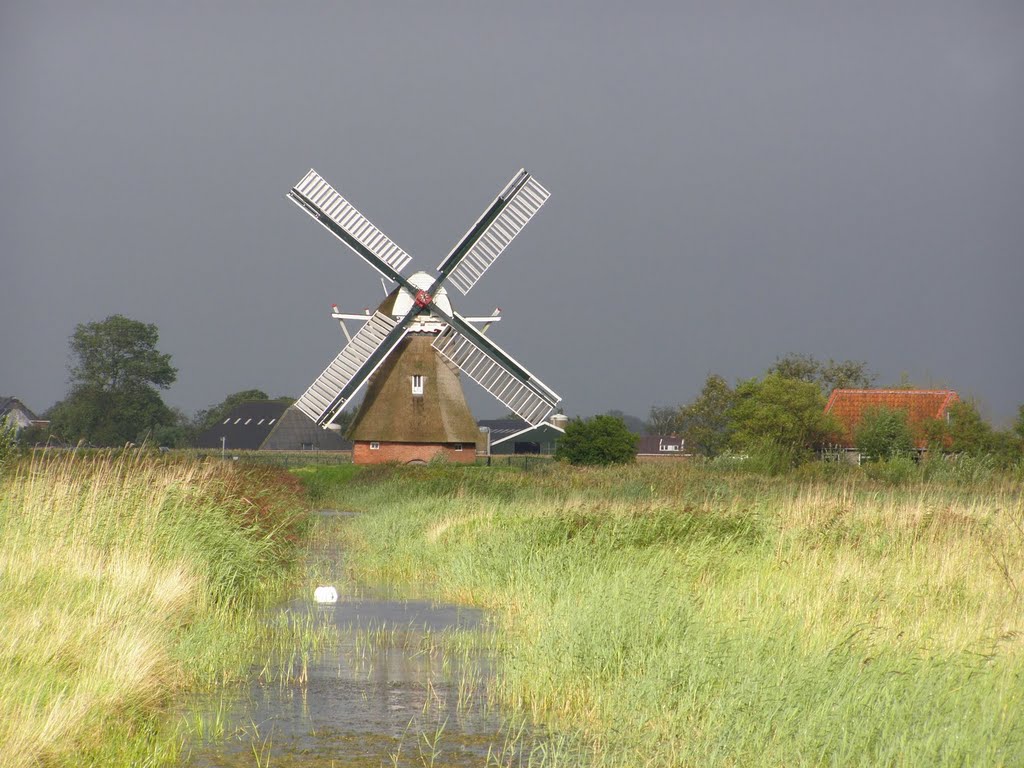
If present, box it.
[2,2,1022,425]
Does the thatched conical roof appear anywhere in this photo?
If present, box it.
[347,333,480,446]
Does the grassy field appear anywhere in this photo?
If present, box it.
[0,450,310,767]
[307,459,1024,766]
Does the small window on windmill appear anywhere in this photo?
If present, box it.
[370,441,380,450]
[412,375,424,396]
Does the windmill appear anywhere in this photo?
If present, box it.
[286,168,562,464]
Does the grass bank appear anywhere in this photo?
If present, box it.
[309,461,1024,766]
[0,450,310,767]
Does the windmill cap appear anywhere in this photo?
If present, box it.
[387,271,453,319]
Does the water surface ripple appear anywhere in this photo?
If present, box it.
[180,510,539,767]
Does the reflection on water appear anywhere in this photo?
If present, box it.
[180,512,549,767]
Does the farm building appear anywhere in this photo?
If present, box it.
[825,388,960,452]
[194,400,351,452]
[479,417,569,454]
[637,435,687,461]
[0,397,48,434]
[478,418,566,455]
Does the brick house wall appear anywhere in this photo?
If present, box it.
[353,441,477,465]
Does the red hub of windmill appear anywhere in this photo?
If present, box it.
[414,289,432,308]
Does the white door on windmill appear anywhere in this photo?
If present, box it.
[286,167,562,428]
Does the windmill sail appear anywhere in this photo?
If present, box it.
[289,169,413,282]
[432,320,560,425]
[295,311,409,426]
[437,170,550,296]
[287,166,563,441]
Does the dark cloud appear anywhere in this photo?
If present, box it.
[2,2,1022,424]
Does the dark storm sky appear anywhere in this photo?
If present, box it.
[2,2,1022,424]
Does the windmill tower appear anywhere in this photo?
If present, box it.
[286,168,562,464]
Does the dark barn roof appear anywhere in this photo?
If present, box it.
[195,400,353,451]
[479,419,564,455]
[262,405,352,451]
[477,419,530,442]
[194,400,289,450]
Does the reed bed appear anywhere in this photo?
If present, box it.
[0,450,309,767]
[314,461,1024,766]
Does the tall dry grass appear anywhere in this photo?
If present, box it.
[316,462,1024,766]
[0,450,308,767]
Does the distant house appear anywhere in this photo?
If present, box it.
[478,418,566,455]
[824,389,960,451]
[0,397,49,434]
[637,435,687,461]
[194,401,351,452]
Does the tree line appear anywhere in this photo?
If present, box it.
[14,316,1024,465]
[644,353,1024,467]
[18,315,302,448]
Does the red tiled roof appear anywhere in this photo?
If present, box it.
[824,389,959,448]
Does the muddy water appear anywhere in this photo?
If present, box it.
[180,511,547,767]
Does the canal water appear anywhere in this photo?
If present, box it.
[179,511,553,767]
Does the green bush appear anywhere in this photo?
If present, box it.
[855,406,915,461]
[862,455,918,484]
[555,415,638,466]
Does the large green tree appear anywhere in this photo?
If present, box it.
[947,400,995,456]
[49,315,178,446]
[677,373,736,457]
[768,353,875,395]
[728,374,838,460]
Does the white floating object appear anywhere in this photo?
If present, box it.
[313,585,338,603]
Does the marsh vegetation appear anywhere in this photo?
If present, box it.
[310,459,1024,766]
[4,451,1020,766]
[0,451,309,766]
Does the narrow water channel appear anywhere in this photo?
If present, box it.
[180,511,550,767]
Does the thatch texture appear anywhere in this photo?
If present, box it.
[348,333,480,446]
